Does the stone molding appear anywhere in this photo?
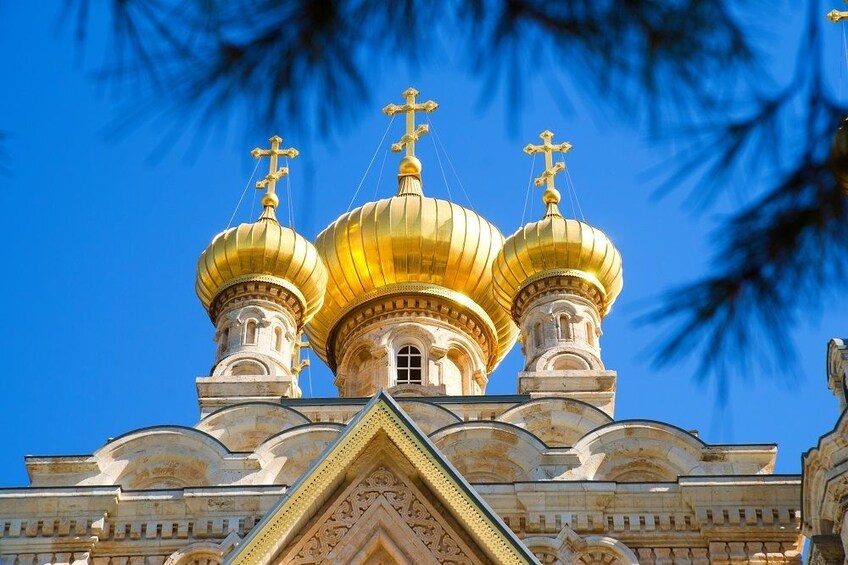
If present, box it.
[209,281,304,329]
[513,276,605,323]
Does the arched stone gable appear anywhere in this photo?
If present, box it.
[196,403,310,452]
[498,397,613,447]
[568,421,706,481]
[396,399,463,434]
[252,423,344,485]
[93,426,235,489]
[430,421,551,482]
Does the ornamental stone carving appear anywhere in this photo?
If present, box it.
[280,465,478,564]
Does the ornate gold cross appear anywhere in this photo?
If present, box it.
[382,87,439,157]
[828,1,848,22]
[523,130,572,193]
[251,135,299,208]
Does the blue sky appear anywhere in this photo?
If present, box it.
[0,3,844,486]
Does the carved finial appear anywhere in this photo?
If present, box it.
[523,130,572,217]
[828,2,848,22]
[251,135,299,217]
[383,87,439,161]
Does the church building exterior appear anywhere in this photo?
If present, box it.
[1,88,835,564]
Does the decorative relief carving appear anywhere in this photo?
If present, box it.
[573,548,623,565]
[289,465,474,565]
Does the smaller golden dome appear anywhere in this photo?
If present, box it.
[493,196,623,320]
[195,205,327,326]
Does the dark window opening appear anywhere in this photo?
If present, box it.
[396,345,423,385]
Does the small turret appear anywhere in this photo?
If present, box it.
[194,136,327,414]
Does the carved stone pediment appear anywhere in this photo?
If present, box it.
[224,392,536,565]
[278,465,478,564]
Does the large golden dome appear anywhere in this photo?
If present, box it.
[304,162,518,372]
[493,190,623,320]
[196,204,327,326]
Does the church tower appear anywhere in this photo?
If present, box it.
[194,137,327,414]
[304,89,519,397]
[493,131,623,415]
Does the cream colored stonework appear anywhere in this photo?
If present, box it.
[1,384,804,565]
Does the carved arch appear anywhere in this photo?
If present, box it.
[430,421,550,482]
[195,402,310,452]
[573,536,639,565]
[570,421,706,481]
[498,397,612,447]
[94,426,232,488]
[253,423,344,485]
[165,532,241,565]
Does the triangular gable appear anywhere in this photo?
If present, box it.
[225,391,537,564]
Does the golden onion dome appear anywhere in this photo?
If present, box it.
[195,193,328,326]
[304,157,519,372]
[493,187,623,320]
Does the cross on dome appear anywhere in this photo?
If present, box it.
[383,87,439,158]
[251,135,299,211]
[524,130,572,214]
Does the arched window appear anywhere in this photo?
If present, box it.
[586,321,595,347]
[396,345,423,385]
[559,315,573,341]
[533,322,543,349]
[218,327,229,356]
[274,327,283,352]
[245,320,257,345]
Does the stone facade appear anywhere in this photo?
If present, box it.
[0,380,804,564]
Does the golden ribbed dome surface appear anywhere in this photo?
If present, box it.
[493,205,623,317]
[195,209,327,324]
[305,179,519,372]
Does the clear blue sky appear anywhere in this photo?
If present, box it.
[0,3,843,486]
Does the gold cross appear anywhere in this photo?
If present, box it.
[382,87,439,157]
[523,130,572,193]
[251,135,299,208]
[828,2,848,22]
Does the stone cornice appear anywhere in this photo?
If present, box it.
[210,280,305,329]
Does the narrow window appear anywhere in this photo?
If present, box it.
[274,327,283,352]
[396,346,423,385]
[245,320,257,345]
[559,315,573,341]
[533,322,543,349]
[219,327,229,356]
[586,321,595,347]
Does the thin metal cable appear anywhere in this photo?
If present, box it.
[520,153,537,225]
[285,156,294,228]
[429,125,454,201]
[373,149,390,200]
[564,170,578,218]
[225,159,261,229]
[564,162,586,221]
[250,178,258,219]
[427,116,476,213]
[347,115,395,212]
[842,26,848,98]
